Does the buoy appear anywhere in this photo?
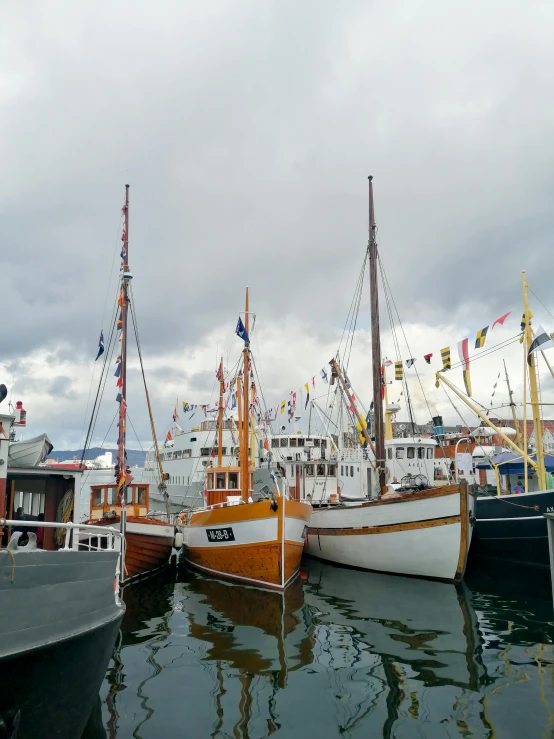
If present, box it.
[174,532,184,549]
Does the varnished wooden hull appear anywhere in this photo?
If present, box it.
[84,516,174,583]
[181,498,312,590]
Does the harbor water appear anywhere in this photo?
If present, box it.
[77,471,554,738]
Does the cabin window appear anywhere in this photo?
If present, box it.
[407,448,415,459]
[184,449,191,458]
[328,465,336,476]
[93,488,103,507]
[190,437,197,442]
[125,487,133,505]
[297,438,305,446]
[345,466,349,477]
[314,439,320,447]
[271,439,279,448]
[217,473,226,490]
[350,466,354,476]
[208,473,214,488]
[221,447,227,455]
[317,463,325,476]
[321,439,327,449]
[417,447,424,459]
[387,448,392,460]
[200,448,212,457]
[340,465,344,475]
[289,437,297,447]
[229,473,238,489]
[107,488,117,505]
[427,448,434,459]
[306,464,314,476]
[280,438,288,447]
[396,448,405,459]
[137,487,147,505]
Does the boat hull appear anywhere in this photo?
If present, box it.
[0,549,123,661]
[8,433,53,467]
[472,488,554,567]
[84,516,175,582]
[181,498,311,590]
[305,484,473,582]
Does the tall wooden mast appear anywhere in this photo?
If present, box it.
[240,288,250,502]
[368,177,386,494]
[522,270,546,490]
[217,357,224,466]
[117,184,130,504]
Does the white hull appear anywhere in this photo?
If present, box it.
[8,433,53,467]
[305,484,473,582]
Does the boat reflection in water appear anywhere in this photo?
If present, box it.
[97,561,554,738]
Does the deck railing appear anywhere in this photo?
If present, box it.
[0,518,125,597]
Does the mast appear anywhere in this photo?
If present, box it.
[240,288,250,502]
[117,184,130,504]
[368,177,386,494]
[503,359,521,448]
[522,271,546,489]
[217,357,224,466]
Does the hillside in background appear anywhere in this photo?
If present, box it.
[47,447,146,467]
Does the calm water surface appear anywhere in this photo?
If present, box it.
[78,471,554,737]
[82,554,554,739]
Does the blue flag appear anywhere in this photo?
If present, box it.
[95,331,104,361]
[236,317,250,343]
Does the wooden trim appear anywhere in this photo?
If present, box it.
[455,480,469,582]
[357,484,461,509]
[307,515,461,537]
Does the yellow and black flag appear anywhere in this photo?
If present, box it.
[394,361,403,381]
[440,347,451,370]
[475,326,488,349]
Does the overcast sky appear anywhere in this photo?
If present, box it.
[2,0,554,451]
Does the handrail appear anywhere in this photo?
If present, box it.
[0,519,122,537]
[1,517,126,598]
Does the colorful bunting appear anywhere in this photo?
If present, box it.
[321,368,328,383]
[405,358,416,368]
[440,347,451,371]
[394,361,403,381]
[475,326,488,349]
[304,382,310,409]
[457,338,472,397]
[424,353,432,364]
[492,311,511,329]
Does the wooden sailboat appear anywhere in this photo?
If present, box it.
[84,185,174,582]
[179,289,312,590]
[304,177,473,582]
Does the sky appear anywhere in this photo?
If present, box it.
[2,0,554,451]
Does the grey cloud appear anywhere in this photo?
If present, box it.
[3,0,554,445]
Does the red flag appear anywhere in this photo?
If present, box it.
[424,353,433,364]
[492,311,511,329]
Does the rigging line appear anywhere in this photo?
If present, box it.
[126,411,146,454]
[80,296,119,465]
[79,407,119,493]
[337,254,368,361]
[343,252,368,375]
[79,288,120,451]
[528,287,554,324]
[446,335,522,372]
[128,293,167,486]
[85,315,119,458]
[380,259,417,429]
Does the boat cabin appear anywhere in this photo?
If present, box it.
[89,482,150,520]
[205,466,254,506]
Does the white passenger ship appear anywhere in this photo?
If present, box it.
[144,415,443,511]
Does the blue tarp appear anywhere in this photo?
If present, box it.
[475,451,554,474]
